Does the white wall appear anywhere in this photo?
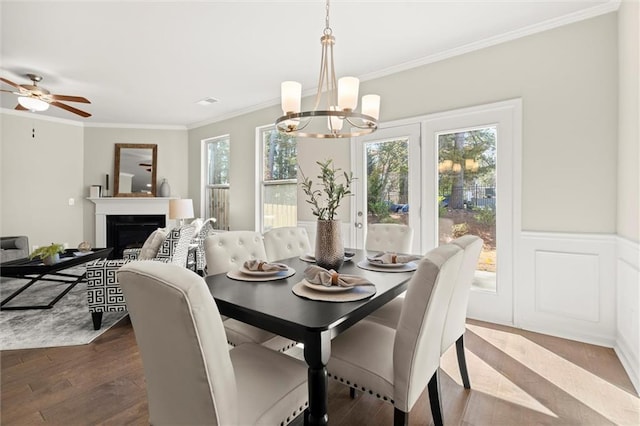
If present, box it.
[82,126,188,246]
[1,113,85,249]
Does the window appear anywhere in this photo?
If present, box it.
[258,126,297,232]
[203,136,230,230]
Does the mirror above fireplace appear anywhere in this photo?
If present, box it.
[114,143,158,197]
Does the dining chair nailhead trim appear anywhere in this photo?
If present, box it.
[329,373,394,404]
[280,401,308,426]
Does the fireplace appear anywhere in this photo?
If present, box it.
[106,214,166,259]
[90,197,174,253]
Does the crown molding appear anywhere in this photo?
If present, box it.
[0,108,84,127]
[84,122,187,131]
[358,1,621,83]
[0,109,187,131]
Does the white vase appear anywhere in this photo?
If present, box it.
[158,179,170,197]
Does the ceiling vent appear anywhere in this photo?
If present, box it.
[196,97,219,106]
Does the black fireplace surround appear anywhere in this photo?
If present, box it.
[106,214,166,259]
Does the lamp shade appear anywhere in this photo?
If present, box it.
[169,199,194,220]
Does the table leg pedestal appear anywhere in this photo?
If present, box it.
[303,331,331,426]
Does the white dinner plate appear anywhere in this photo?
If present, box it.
[366,259,408,268]
[238,264,288,276]
[302,279,353,293]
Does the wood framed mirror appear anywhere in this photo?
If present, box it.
[114,143,158,197]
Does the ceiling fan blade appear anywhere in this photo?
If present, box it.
[1,89,16,93]
[51,101,91,118]
[1,77,22,90]
[50,94,91,103]
[15,104,27,111]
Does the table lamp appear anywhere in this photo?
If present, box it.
[169,199,194,226]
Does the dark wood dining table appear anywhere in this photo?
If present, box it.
[203,249,415,426]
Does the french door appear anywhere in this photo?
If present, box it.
[422,100,521,325]
[351,100,521,325]
[351,123,422,253]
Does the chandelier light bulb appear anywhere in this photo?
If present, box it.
[281,81,302,114]
[338,76,359,111]
[361,94,380,121]
[328,106,344,131]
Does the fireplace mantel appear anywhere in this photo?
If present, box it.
[89,197,176,247]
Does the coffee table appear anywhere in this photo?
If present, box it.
[0,248,113,310]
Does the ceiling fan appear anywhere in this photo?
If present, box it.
[0,73,91,118]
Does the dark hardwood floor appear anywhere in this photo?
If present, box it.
[2,318,638,425]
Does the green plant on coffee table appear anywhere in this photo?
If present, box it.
[299,159,355,221]
[29,243,65,261]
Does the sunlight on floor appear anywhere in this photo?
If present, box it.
[441,347,558,417]
[466,323,640,424]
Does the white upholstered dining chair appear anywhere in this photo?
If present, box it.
[365,223,414,253]
[204,231,297,352]
[366,234,484,390]
[117,261,308,425]
[326,243,463,426]
[263,226,312,262]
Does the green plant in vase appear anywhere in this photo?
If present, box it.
[300,159,354,270]
[29,243,65,265]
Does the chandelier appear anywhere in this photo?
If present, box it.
[275,0,380,139]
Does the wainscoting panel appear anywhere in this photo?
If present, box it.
[615,236,640,395]
[534,250,600,322]
[517,232,616,347]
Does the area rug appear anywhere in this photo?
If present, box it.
[0,267,126,351]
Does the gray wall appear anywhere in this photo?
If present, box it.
[617,1,640,243]
[82,126,188,246]
[189,12,620,234]
[1,114,85,249]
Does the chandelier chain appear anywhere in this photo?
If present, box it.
[325,0,331,32]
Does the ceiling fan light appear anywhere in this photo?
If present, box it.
[18,96,49,112]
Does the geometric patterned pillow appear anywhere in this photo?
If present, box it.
[156,223,197,267]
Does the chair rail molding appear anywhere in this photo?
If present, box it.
[89,197,176,248]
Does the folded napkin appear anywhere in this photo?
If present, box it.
[243,259,288,272]
[304,265,371,287]
[367,252,422,265]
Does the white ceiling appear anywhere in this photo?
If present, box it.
[0,0,617,128]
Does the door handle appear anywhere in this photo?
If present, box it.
[355,222,363,229]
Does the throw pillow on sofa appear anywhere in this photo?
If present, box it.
[138,229,168,260]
